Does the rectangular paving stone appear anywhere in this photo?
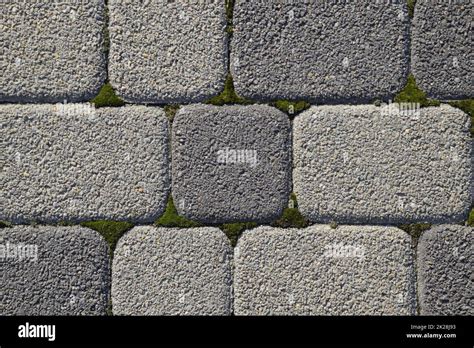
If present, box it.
[231,0,409,103]
[418,225,473,315]
[234,225,416,315]
[112,226,232,315]
[0,105,169,223]
[412,0,473,100]
[0,0,106,102]
[0,225,110,315]
[293,104,472,224]
[108,0,227,103]
[172,104,291,224]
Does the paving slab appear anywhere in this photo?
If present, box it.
[172,104,291,223]
[0,105,170,223]
[231,0,409,102]
[0,225,110,315]
[293,104,472,224]
[234,225,416,315]
[0,0,106,102]
[112,226,232,315]
[418,224,474,315]
[412,0,473,100]
[108,0,227,103]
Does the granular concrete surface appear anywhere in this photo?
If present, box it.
[0,0,106,102]
[108,0,227,103]
[1,104,170,223]
[293,104,472,224]
[0,225,110,315]
[112,226,233,315]
[172,104,291,223]
[234,225,416,315]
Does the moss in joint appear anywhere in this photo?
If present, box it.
[394,74,440,108]
[164,104,180,123]
[407,0,416,18]
[219,222,258,247]
[270,100,310,118]
[398,223,432,247]
[467,208,474,227]
[80,220,134,258]
[448,99,473,137]
[206,74,253,106]
[154,196,202,228]
[225,0,235,34]
[271,193,310,229]
[90,83,125,108]
[0,221,12,228]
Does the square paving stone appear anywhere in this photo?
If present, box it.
[112,226,232,315]
[1,105,169,223]
[108,0,228,103]
[293,104,472,224]
[234,225,416,315]
[0,225,110,315]
[172,104,291,223]
[231,0,409,103]
[411,0,473,100]
[0,0,106,102]
[418,225,473,315]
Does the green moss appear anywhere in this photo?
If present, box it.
[398,223,432,244]
[270,100,310,118]
[155,196,202,228]
[394,74,440,108]
[225,0,235,34]
[102,1,110,55]
[0,221,12,228]
[164,104,180,123]
[206,74,253,106]
[407,0,416,18]
[272,193,309,228]
[220,222,258,247]
[80,220,134,258]
[467,209,474,227]
[90,83,125,108]
[448,99,474,136]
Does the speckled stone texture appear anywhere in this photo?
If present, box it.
[108,0,227,103]
[172,104,291,223]
[293,104,472,224]
[0,0,106,102]
[112,226,233,315]
[0,225,110,315]
[412,0,473,100]
[418,225,474,315]
[234,225,416,315]
[231,0,409,103]
[0,105,170,223]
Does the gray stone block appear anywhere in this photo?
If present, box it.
[0,225,110,315]
[172,104,291,223]
[234,225,416,315]
[0,105,170,223]
[231,0,409,103]
[293,104,472,224]
[412,1,473,100]
[112,226,232,315]
[0,0,106,103]
[108,0,227,103]
[418,225,473,315]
